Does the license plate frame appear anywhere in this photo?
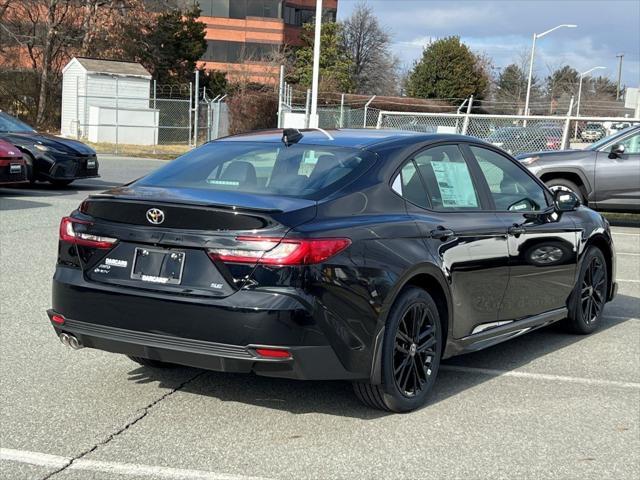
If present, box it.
[87,158,96,169]
[9,164,22,174]
[130,247,185,285]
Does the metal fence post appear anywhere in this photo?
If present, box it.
[277,65,284,128]
[339,93,345,128]
[193,70,199,146]
[115,77,119,155]
[562,96,575,150]
[188,82,193,147]
[75,76,80,139]
[363,95,376,128]
[461,95,473,135]
[305,89,311,128]
[214,95,227,140]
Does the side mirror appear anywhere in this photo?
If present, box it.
[554,190,580,212]
[609,144,625,158]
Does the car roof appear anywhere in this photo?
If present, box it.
[216,128,473,149]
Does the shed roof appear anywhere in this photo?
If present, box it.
[64,57,151,79]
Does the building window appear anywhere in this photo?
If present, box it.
[203,40,279,63]
[197,1,283,19]
[283,5,336,26]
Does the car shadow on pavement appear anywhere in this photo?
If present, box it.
[0,197,52,210]
[126,295,638,419]
[1,179,120,196]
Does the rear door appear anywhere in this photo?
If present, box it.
[393,144,511,339]
[465,144,580,320]
[594,130,640,211]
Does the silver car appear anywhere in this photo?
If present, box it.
[517,126,640,213]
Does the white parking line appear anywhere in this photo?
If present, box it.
[440,366,640,389]
[612,232,640,236]
[0,448,272,480]
[617,278,640,283]
[618,252,640,256]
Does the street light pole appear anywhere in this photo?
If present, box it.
[574,66,606,138]
[309,0,323,128]
[616,53,624,100]
[523,24,577,117]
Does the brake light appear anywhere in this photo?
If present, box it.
[255,348,292,359]
[59,216,117,249]
[208,237,351,266]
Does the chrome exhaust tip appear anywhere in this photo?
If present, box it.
[59,333,70,347]
[68,335,83,350]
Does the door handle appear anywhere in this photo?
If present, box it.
[430,226,455,241]
[508,224,526,236]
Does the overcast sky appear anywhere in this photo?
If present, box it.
[337,0,640,87]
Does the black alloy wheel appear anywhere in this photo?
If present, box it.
[565,247,608,334]
[393,302,438,397]
[353,287,442,412]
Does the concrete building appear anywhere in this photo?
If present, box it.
[190,0,338,83]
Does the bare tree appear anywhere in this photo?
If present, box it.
[341,1,399,95]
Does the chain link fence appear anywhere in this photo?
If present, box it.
[70,78,229,157]
[376,111,639,156]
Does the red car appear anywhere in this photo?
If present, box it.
[0,139,28,185]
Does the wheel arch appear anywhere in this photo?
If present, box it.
[369,264,453,384]
[539,168,593,200]
[583,232,615,301]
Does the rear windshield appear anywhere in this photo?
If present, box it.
[137,141,374,199]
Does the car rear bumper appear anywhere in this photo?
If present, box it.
[0,163,28,184]
[49,267,365,381]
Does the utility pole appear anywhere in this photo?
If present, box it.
[616,53,624,100]
[309,0,323,128]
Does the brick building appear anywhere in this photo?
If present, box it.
[190,1,338,83]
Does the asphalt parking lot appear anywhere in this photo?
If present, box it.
[1,155,639,480]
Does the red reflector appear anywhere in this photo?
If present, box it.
[255,348,292,359]
[51,314,65,325]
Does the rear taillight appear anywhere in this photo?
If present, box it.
[207,237,351,266]
[59,216,117,249]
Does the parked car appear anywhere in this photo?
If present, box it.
[517,125,640,212]
[48,129,617,412]
[488,126,562,155]
[0,139,28,185]
[580,123,607,142]
[0,111,99,186]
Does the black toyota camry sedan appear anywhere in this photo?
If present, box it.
[48,129,617,412]
[0,111,98,186]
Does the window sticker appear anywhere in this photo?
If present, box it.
[430,161,478,208]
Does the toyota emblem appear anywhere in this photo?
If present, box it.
[146,208,165,225]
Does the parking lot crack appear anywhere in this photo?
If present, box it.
[39,371,205,480]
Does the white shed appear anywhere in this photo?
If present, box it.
[61,57,159,145]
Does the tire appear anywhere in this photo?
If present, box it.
[353,286,442,412]
[544,178,586,205]
[127,355,175,368]
[22,151,36,184]
[564,247,608,334]
[50,179,74,187]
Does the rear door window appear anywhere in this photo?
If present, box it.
[413,145,481,210]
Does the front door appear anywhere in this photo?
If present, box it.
[394,144,511,339]
[465,144,580,321]
[595,130,640,212]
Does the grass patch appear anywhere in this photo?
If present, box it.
[86,142,192,160]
